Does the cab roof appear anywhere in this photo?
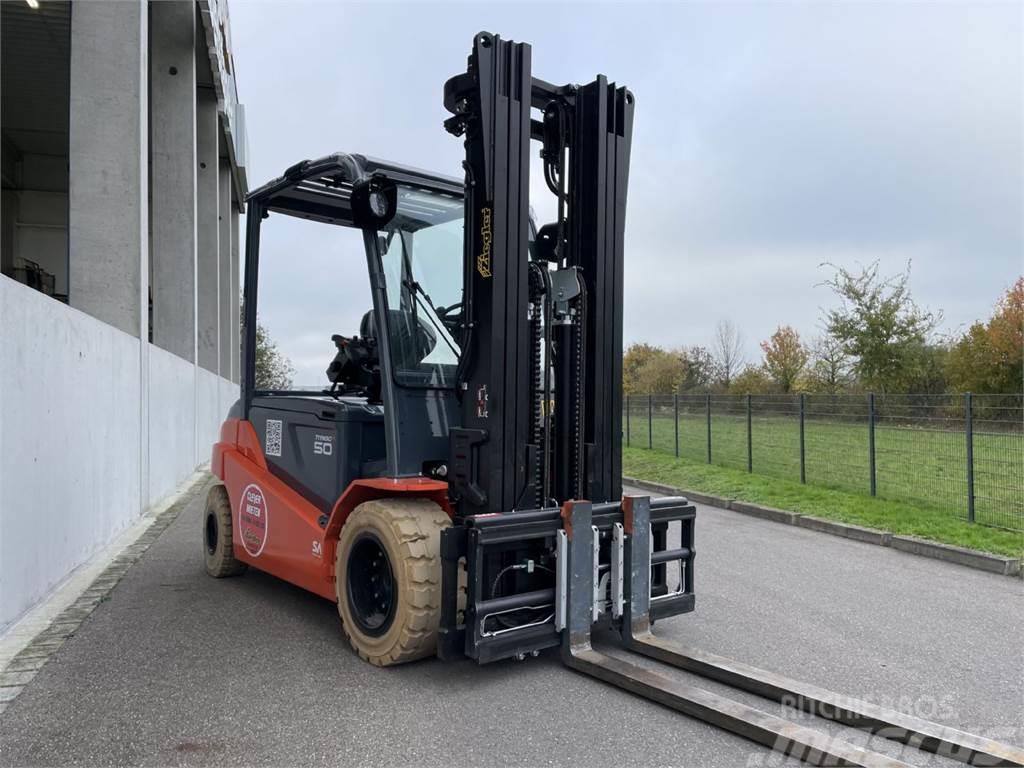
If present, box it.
[247,152,463,228]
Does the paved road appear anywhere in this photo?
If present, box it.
[1,480,1020,767]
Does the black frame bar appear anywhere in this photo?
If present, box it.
[445,33,534,516]
[571,77,633,503]
[443,33,635,514]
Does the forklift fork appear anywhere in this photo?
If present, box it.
[558,497,1024,768]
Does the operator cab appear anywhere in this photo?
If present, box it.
[241,154,465,511]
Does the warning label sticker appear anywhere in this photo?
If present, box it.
[238,484,269,557]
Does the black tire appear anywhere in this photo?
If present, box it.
[335,498,449,666]
[203,484,247,578]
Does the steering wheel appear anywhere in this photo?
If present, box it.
[433,302,464,335]
[434,301,463,319]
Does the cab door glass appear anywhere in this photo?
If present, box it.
[377,186,463,388]
[256,213,372,390]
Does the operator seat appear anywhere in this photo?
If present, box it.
[360,308,436,367]
[360,309,376,340]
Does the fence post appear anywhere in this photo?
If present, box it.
[674,393,679,457]
[746,394,753,473]
[648,393,653,450]
[966,392,975,523]
[626,395,630,447]
[868,392,876,497]
[799,393,806,484]
[706,393,712,464]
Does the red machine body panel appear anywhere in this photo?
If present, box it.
[212,418,450,602]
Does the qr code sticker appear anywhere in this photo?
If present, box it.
[265,419,283,457]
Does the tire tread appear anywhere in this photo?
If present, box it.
[335,498,449,666]
[204,484,247,578]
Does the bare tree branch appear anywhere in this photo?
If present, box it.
[713,319,745,388]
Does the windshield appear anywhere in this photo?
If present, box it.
[378,185,463,388]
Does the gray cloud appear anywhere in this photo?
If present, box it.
[231,1,1022,381]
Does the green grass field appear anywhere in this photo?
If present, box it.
[622,446,1024,558]
[624,405,1023,532]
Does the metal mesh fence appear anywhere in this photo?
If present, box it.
[709,395,747,472]
[973,394,1024,530]
[750,395,801,481]
[805,395,870,493]
[623,392,1024,531]
[677,395,708,463]
[651,395,675,456]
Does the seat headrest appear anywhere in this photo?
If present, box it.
[360,310,375,339]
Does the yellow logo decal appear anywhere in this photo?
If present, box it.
[477,206,493,278]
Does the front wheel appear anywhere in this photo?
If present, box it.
[335,498,449,666]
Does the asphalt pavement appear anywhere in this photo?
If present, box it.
[0,479,1020,767]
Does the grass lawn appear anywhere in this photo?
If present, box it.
[624,405,1023,531]
[623,446,1024,559]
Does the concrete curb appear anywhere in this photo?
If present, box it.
[621,476,1021,578]
[729,500,801,526]
[797,516,892,546]
[890,536,1021,576]
[621,478,736,510]
[680,489,734,508]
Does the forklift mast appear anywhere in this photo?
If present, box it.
[443,32,633,516]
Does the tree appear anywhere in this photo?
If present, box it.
[989,277,1024,373]
[822,261,939,392]
[803,334,851,393]
[679,345,715,393]
[899,342,949,394]
[623,343,661,395]
[713,319,744,388]
[760,326,808,393]
[947,277,1024,394]
[729,365,774,394]
[255,320,295,390]
[634,349,684,394]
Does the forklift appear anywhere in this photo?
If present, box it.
[206,30,693,666]
[204,33,1023,768]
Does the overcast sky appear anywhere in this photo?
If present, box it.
[231,1,1022,383]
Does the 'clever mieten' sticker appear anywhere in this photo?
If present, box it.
[239,484,269,557]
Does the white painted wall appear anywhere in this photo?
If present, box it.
[196,366,239,455]
[0,277,238,631]
[147,345,197,504]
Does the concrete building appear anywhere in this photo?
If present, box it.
[0,0,247,631]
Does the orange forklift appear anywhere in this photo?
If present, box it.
[204,30,688,667]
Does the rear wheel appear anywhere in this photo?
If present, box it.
[335,498,449,666]
[203,484,247,578]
